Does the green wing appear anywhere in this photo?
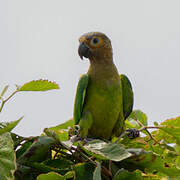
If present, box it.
[73,74,89,125]
[120,74,134,119]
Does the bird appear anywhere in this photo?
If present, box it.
[73,32,133,140]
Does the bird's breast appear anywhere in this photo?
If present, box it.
[84,75,122,117]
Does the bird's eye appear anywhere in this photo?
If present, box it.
[90,37,100,46]
[93,38,99,44]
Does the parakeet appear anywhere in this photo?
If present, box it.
[73,32,133,140]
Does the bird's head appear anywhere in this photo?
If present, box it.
[78,32,113,62]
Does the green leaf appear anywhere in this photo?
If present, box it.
[18,136,56,164]
[156,117,180,144]
[44,158,74,169]
[64,171,75,179]
[126,148,146,156]
[117,151,180,178]
[16,137,37,159]
[48,119,74,141]
[125,118,139,129]
[127,110,148,128]
[120,136,148,149]
[175,156,180,169]
[18,79,59,91]
[44,128,60,142]
[154,121,159,126]
[113,169,143,180]
[0,117,23,135]
[93,162,101,180]
[49,119,74,130]
[36,171,65,180]
[174,144,180,153]
[73,163,95,180]
[81,139,132,161]
[0,132,16,180]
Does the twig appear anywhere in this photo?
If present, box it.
[77,148,112,178]
[46,129,112,178]
[136,119,160,144]
[0,90,18,113]
[102,165,112,179]
[71,145,97,166]
[139,126,161,130]
[108,160,112,174]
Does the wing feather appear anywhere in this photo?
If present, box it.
[73,74,89,125]
[120,74,134,119]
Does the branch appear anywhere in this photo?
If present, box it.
[139,126,161,130]
[136,119,160,144]
[0,90,18,113]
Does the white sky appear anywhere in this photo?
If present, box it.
[1,0,180,136]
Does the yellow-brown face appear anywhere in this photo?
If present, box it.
[78,32,112,60]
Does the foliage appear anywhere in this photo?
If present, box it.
[0,80,59,179]
[0,80,180,179]
[18,79,59,92]
[0,132,16,180]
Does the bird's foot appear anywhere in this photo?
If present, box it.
[126,128,140,139]
[70,135,95,144]
[70,135,82,143]
[68,125,80,137]
[83,137,95,142]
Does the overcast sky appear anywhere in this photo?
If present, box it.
[1,0,180,136]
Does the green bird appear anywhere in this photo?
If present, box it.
[73,32,133,140]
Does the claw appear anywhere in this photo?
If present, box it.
[70,135,82,143]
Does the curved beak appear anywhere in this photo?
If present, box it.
[78,42,91,60]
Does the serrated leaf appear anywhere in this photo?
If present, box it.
[117,151,180,178]
[0,132,16,180]
[18,79,59,92]
[156,117,180,144]
[0,117,23,135]
[81,140,132,161]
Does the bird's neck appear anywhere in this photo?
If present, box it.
[88,57,119,79]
